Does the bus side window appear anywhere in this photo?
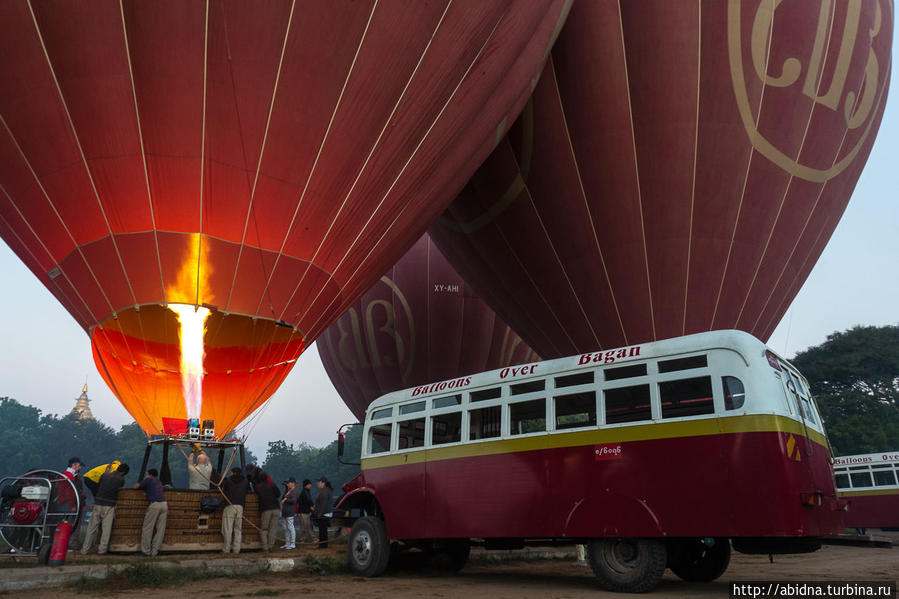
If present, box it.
[604,385,651,424]
[723,376,746,410]
[397,418,425,449]
[432,412,462,445]
[873,469,897,486]
[659,376,714,418]
[369,423,392,455]
[834,472,850,489]
[555,391,597,430]
[470,406,502,440]
[849,469,873,488]
[510,398,546,435]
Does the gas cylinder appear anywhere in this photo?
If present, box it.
[48,521,72,566]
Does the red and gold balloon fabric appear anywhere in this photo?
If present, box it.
[0,0,571,434]
[317,234,539,421]
[431,0,892,359]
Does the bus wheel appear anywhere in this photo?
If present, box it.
[429,539,470,572]
[669,538,731,582]
[587,538,666,593]
[348,517,390,577]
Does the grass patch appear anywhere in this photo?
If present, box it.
[301,553,346,576]
[68,562,227,593]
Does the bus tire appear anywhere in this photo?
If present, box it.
[587,538,667,593]
[348,517,390,577]
[669,538,731,582]
[429,539,470,572]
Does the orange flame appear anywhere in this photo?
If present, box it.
[169,304,210,419]
[166,234,214,419]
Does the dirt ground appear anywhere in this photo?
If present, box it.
[18,535,897,599]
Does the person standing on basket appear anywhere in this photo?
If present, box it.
[221,467,248,554]
[133,468,167,557]
[312,476,333,550]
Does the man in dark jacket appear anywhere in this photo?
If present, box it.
[312,476,333,549]
[254,471,280,552]
[296,479,314,543]
[133,468,167,556]
[80,463,129,555]
[221,467,249,553]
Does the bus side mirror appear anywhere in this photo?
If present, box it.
[337,433,345,458]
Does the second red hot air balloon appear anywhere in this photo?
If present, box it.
[318,234,538,421]
[431,0,892,359]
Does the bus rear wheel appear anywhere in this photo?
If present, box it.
[348,517,390,577]
[587,538,667,593]
[668,538,731,582]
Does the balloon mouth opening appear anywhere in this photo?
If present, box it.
[168,304,211,421]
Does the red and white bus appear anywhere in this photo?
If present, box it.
[335,330,844,592]
[834,451,899,531]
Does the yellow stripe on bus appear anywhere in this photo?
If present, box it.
[838,488,899,497]
[361,414,826,470]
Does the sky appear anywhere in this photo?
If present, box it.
[1,43,897,462]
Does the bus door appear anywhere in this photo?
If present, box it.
[778,366,826,498]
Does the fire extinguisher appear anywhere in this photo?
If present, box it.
[48,520,72,566]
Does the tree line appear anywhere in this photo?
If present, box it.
[0,399,363,489]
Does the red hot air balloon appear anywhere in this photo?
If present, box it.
[0,0,571,434]
[317,234,538,421]
[431,0,892,359]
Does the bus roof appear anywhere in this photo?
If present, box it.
[367,329,774,413]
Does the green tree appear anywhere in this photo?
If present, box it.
[791,325,899,455]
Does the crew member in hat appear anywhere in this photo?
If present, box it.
[279,477,299,549]
[296,479,314,543]
[312,476,333,549]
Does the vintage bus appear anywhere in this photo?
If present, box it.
[335,330,844,592]
[834,451,899,531]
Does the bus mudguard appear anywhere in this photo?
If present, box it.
[563,491,664,538]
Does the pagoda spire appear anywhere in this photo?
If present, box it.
[70,382,94,420]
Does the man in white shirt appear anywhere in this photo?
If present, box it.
[187,449,212,490]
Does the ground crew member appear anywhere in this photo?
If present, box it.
[80,463,129,555]
[134,468,167,557]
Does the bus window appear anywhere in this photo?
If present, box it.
[605,385,651,424]
[471,387,502,402]
[397,418,425,449]
[399,401,426,415]
[658,355,707,373]
[371,407,392,420]
[605,363,647,381]
[556,372,594,388]
[369,424,392,454]
[555,391,596,430]
[511,380,545,395]
[660,377,714,418]
[510,398,546,435]
[849,470,873,488]
[873,469,897,486]
[723,376,746,410]
[433,395,461,409]
[469,405,501,440]
[432,412,462,445]
[834,473,850,489]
